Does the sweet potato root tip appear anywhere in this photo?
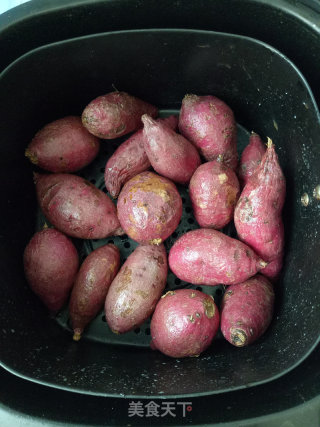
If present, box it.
[73,331,82,342]
[25,148,38,164]
[231,328,248,347]
[267,137,273,149]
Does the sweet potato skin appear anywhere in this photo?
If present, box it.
[142,114,201,184]
[23,228,79,312]
[238,132,266,187]
[234,140,285,279]
[82,91,158,139]
[105,115,178,198]
[69,244,120,340]
[35,173,123,239]
[189,160,240,229]
[105,244,168,334]
[179,94,238,169]
[117,171,182,244]
[25,116,100,173]
[169,228,267,286]
[220,274,274,346]
[150,289,220,358]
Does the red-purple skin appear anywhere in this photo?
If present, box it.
[105,115,178,198]
[142,114,201,185]
[117,171,182,244]
[25,116,100,173]
[189,160,240,229]
[35,173,123,239]
[69,244,120,341]
[234,139,285,280]
[169,228,267,286]
[261,254,283,280]
[23,228,79,312]
[150,289,220,358]
[221,274,274,347]
[82,91,158,139]
[239,132,266,187]
[105,244,168,334]
[179,94,238,169]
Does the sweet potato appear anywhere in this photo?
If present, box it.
[105,244,167,334]
[238,132,266,187]
[189,159,240,229]
[82,91,158,139]
[35,173,123,239]
[105,115,178,198]
[142,114,201,184]
[69,244,120,341]
[25,116,100,173]
[23,228,79,312]
[150,289,219,358]
[221,274,274,346]
[117,171,182,244]
[169,228,267,286]
[179,94,238,169]
[234,138,285,279]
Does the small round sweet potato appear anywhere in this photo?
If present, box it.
[105,244,168,334]
[189,159,240,229]
[142,114,201,184]
[234,139,285,279]
[238,132,266,187]
[221,274,274,347]
[179,94,238,169]
[35,173,123,239]
[23,228,79,312]
[150,289,220,358]
[169,229,267,286]
[105,115,178,198]
[82,91,158,139]
[25,116,100,173]
[117,171,182,244]
[69,244,120,341]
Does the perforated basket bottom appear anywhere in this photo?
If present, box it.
[36,110,250,347]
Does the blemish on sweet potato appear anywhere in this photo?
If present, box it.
[121,266,132,285]
[203,298,215,318]
[188,314,195,323]
[218,173,228,184]
[135,290,149,299]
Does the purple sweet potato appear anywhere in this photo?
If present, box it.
[234,138,285,279]
[35,173,123,239]
[179,94,238,169]
[150,289,220,358]
[23,228,79,312]
[142,114,201,184]
[25,116,100,173]
[117,171,182,244]
[238,132,266,187]
[69,244,120,341]
[221,274,274,347]
[105,244,168,334]
[82,91,158,139]
[189,159,240,229]
[105,115,178,198]
[169,229,267,286]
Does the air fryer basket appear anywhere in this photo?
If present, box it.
[0,29,319,398]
